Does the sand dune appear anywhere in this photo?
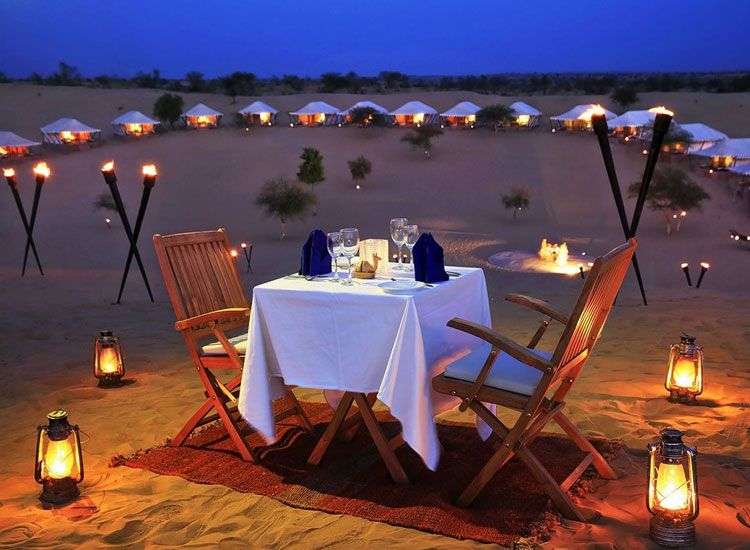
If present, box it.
[0,85,748,548]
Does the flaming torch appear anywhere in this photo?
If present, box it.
[20,163,51,276]
[4,167,44,275]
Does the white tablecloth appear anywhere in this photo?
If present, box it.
[238,265,491,470]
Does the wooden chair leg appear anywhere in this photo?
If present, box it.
[353,394,409,484]
[284,387,313,433]
[517,446,586,522]
[554,411,617,479]
[213,394,254,462]
[456,442,516,507]
[308,392,355,466]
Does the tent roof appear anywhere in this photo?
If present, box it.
[550,104,616,121]
[339,100,389,115]
[183,103,223,117]
[41,118,100,134]
[440,101,481,117]
[290,101,340,115]
[390,101,438,115]
[693,138,750,159]
[239,101,278,115]
[0,131,40,147]
[510,101,541,116]
[112,110,159,125]
[729,164,750,176]
[606,110,657,129]
[677,123,728,143]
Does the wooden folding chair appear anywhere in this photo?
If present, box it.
[433,239,637,520]
[153,228,311,462]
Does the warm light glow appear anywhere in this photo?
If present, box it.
[258,112,271,123]
[126,123,143,134]
[0,147,7,156]
[3,167,15,177]
[230,249,238,258]
[680,211,687,217]
[241,242,247,249]
[60,131,75,142]
[413,112,425,125]
[642,149,649,155]
[33,162,51,178]
[142,164,157,177]
[105,217,111,224]
[654,463,690,512]
[649,106,674,117]
[517,114,530,126]
[579,104,605,121]
[44,438,76,479]
[539,238,569,266]
[670,357,699,390]
[101,160,114,172]
[700,262,710,269]
[680,262,688,269]
[98,347,121,374]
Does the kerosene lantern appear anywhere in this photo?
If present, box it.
[647,428,699,546]
[34,410,84,504]
[665,334,704,401]
[93,330,125,386]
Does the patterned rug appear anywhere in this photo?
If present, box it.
[116,402,611,545]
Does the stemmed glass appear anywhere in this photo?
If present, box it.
[390,218,408,271]
[403,224,419,272]
[326,231,343,282]
[340,228,360,285]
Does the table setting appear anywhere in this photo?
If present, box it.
[238,218,491,471]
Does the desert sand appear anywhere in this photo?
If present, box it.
[0,85,748,548]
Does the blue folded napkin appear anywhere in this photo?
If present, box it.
[299,229,332,276]
[412,233,449,283]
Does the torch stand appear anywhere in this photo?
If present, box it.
[5,177,44,275]
[22,178,45,276]
[116,180,154,304]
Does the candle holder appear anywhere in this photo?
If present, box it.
[115,164,157,304]
[4,168,44,275]
[696,262,709,288]
[680,263,692,287]
[100,161,155,304]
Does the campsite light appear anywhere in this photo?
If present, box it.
[696,262,709,288]
[551,128,556,133]
[35,410,84,504]
[142,164,158,187]
[3,167,16,181]
[647,428,698,547]
[93,330,125,386]
[230,248,238,259]
[33,162,50,182]
[105,217,111,229]
[708,169,714,174]
[642,149,649,155]
[665,334,703,401]
[101,160,116,185]
[680,263,692,287]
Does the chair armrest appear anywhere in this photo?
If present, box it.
[447,318,553,373]
[175,307,250,332]
[505,293,569,325]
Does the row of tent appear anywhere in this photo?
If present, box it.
[1,99,748,175]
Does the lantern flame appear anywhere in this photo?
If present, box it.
[44,438,76,479]
[142,164,157,177]
[3,167,15,177]
[655,462,690,512]
[33,162,51,178]
[101,160,115,172]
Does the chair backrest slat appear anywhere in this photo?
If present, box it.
[551,239,636,377]
[153,228,248,321]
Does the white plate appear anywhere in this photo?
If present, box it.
[378,280,426,294]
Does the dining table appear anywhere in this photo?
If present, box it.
[237,264,491,471]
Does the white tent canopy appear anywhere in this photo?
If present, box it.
[290,101,340,115]
[551,104,616,122]
[606,110,658,129]
[390,101,438,116]
[440,101,481,117]
[510,101,541,116]
[112,111,159,125]
[339,100,388,115]
[692,138,750,159]
[729,164,750,176]
[239,101,279,115]
[0,131,40,148]
[40,118,101,144]
[183,103,223,117]
[677,123,728,147]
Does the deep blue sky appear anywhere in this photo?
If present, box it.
[2,0,749,78]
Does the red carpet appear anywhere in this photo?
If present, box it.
[117,402,612,545]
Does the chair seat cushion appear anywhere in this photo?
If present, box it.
[201,333,248,356]
[444,344,551,396]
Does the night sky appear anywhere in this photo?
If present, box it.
[2,0,748,78]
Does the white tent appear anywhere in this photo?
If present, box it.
[607,110,657,130]
[677,123,728,153]
[510,101,542,127]
[41,118,101,144]
[729,164,750,176]
[0,131,40,156]
[390,101,439,126]
[182,103,223,128]
[440,101,481,127]
[339,100,389,115]
[550,104,616,130]
[238,101,279,125]
[111,111,160,136]
[289,101,340,126]
[692,138,750,169]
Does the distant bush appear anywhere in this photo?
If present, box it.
[221,71,257,103]
[611,86,639,108]
[348,106,387,127]
[401,126,443,159]
[153,93,184,128]
[185,71,206,92]
[255,177,316,239]
[501,187,531,219]
[477,104,514,132]
[348,156,372,188]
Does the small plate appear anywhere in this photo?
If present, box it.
[379,280,426,294]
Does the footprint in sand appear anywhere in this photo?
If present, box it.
[102,520,151,545]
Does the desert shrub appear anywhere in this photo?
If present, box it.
[501,187,531,219]
[401,126,443,159]
[255,177,316,239]
[153,93,184,128]
[348,156,372,188]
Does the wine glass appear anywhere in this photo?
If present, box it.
[390,218,408,271]
[326,231,342,281]
[403,224,419,272]
[340,228,360,285]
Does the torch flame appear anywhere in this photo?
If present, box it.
[142,164,157,177]
[649,106,674,116]
[33,162,51,178]
[101,160,115,172]
[230,249,239,258]
[680,262,688,269]
[700,262,710,269]
[3,167,15,177]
